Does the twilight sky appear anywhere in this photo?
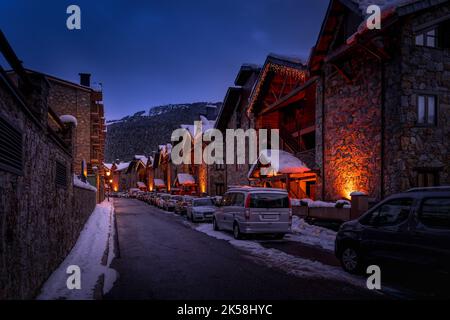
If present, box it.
[0,0,329,120]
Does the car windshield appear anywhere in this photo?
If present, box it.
[193,199,214,207]
[249,193,289,209]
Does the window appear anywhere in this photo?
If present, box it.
[249,193,290,209]
[415,28,437,48]
[420,198,450,229]
[215,183,225,195]
[233,193,245,207]
[0,115,23,175]
[215,163,225,171]
[416,169,440,188]
[55,161,68,188]
[222,193,235,207]
[360,199,412,227]
[417,95,437,125]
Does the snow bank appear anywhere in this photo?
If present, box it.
[73,175,97,192]
[195,224,363,287]
[38,200,118,300]
[291,198,351,208]
[288,216,337,251]
[60,115,78,127]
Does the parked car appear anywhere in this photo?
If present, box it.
[128,188,140,198]
[213,187,292,239]
[187,197,216,222]
[164,195,183,211]
[335,188,450,274]
[157,194,171,209]
[174,196,195,215]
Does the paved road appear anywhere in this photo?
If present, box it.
[105,198,379,300]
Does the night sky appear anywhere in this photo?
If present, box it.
[0,0,329,120]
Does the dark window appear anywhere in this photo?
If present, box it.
[438,20,450,48]
[360,199,413,227]
[222,193,235,207]
[0,116,23,175]
[420,198,450,229]
[215,163,225,171]
[417,95,437,125]
[233,193,245,207]
[416,169,440,188]
[215,183,225,195]
[415,28,437,48]
[249,193,290,209]
[55,161,68,188]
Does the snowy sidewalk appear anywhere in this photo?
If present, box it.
[37,200,118,300]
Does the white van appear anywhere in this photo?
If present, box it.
[213,187,292,239]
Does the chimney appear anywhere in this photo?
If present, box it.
[79,73,91,87]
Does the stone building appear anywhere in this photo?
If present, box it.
[310,0,450,201]
[209,64,260,195]
[0,31,97,299]
[8,70,107,203]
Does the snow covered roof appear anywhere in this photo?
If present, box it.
[248,149,310,178]
[115,162,130,172]
[181,116,216,138]
[137,182,147,188]
[176,173,196,186]
[154,179,166,187]
[59,115,78,126]
[104,163,113,170]
[134,155,149,166]
[73,174,97,192]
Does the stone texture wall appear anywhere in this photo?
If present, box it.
[321,50,383,201]
[0,74,96,299]
[47,81,91,175]
[384,3,450,194]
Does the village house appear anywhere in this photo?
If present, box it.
[209,64,261,196]
[245,54,318,200]
[309,0,450,201]
[7,69,107,203]
[0,31,98,299]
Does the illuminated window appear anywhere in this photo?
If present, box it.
[415,28,437,47]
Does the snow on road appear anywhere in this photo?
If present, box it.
[195,224,365,288]
[287,216,337,251]
[38,200,118,300]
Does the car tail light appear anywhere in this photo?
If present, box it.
[245,194,251,208]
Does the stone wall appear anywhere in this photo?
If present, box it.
[47,81,91,175]
[384,3,450,194]
[321,49,383,201]
[0,73,97,299]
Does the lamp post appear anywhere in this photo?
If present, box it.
[106,171,111,202]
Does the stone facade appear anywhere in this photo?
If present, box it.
[0,70,97,299]
[315,0,450,201]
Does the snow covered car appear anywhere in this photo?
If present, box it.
[187,198,216,222]
[163,195,183,211]
[213,187,292,239]
[174,196,195,215]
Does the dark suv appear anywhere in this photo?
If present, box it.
[335,188,450,274]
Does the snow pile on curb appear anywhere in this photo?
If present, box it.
[73,174,97,192]
[38,200,117,300]
[195,224,363,287]
[291,198,351,208]
[287,216,337,251]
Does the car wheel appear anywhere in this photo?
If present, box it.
[340,246,363,274]
[213,218,220,231]
[233,223,242,240]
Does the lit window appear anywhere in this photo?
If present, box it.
[415,28,437,48]
[417,95,437,126]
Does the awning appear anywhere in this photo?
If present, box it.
[175,173,196,186]
[154,179,166,188]
[248,149,310,179]
[137,181,147,189]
